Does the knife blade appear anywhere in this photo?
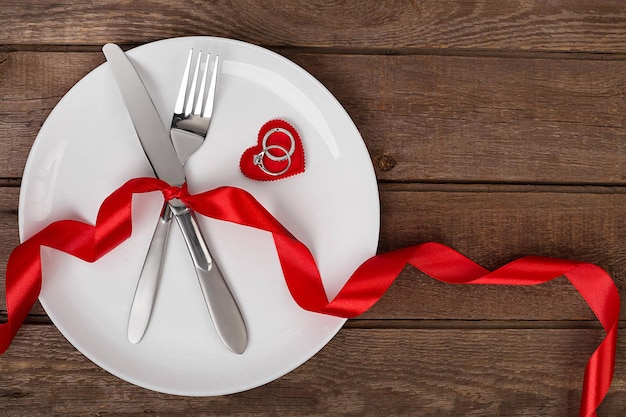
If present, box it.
[102,45,185,186]
[103,43,247,353]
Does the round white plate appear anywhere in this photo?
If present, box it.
[18,37,379,396]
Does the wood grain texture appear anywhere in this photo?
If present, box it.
[0,325,623,416]
[2,0,626,53]
[292,53,626,184]
[0,51,624,183]
[1,1,625,415]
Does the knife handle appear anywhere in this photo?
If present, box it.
[127,203,173,344]
[169,198,248,354]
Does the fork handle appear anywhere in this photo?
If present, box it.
[169,198,248,354]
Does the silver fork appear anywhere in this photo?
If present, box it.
[127,50,247,353]
[170,49,217,162]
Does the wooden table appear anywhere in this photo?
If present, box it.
[1,1,625,415]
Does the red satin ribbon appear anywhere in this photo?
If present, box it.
[1,178,619,417]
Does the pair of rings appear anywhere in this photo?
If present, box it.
[253,127,295,176]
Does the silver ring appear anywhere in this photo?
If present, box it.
[253,145,292,176]
[261,127,295,162]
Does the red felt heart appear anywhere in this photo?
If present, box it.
[240,119,305,181]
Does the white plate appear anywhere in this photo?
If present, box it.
[18,37,379,396]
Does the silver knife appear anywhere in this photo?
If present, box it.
[103,43,247,353]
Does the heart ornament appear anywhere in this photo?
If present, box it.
[240,119,305,181]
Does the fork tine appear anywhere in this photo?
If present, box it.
[193,53,210,116]
[202,55,219,119]
[174,49,193,115]
[184,50,202,116]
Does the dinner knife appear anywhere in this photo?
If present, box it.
[103,43,247,353]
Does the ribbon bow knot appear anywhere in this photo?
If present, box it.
[161,183,188,202]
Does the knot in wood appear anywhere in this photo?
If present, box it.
[376,154,396,172]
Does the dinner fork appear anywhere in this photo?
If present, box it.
[127,50,247,353]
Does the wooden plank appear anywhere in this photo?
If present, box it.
[2,185,625,321]
[1,51,624,183]
[297,53,626,184]
[2,1,626,53]
[0,325,622,416]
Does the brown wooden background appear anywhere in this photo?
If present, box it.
[1,1,625,416]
